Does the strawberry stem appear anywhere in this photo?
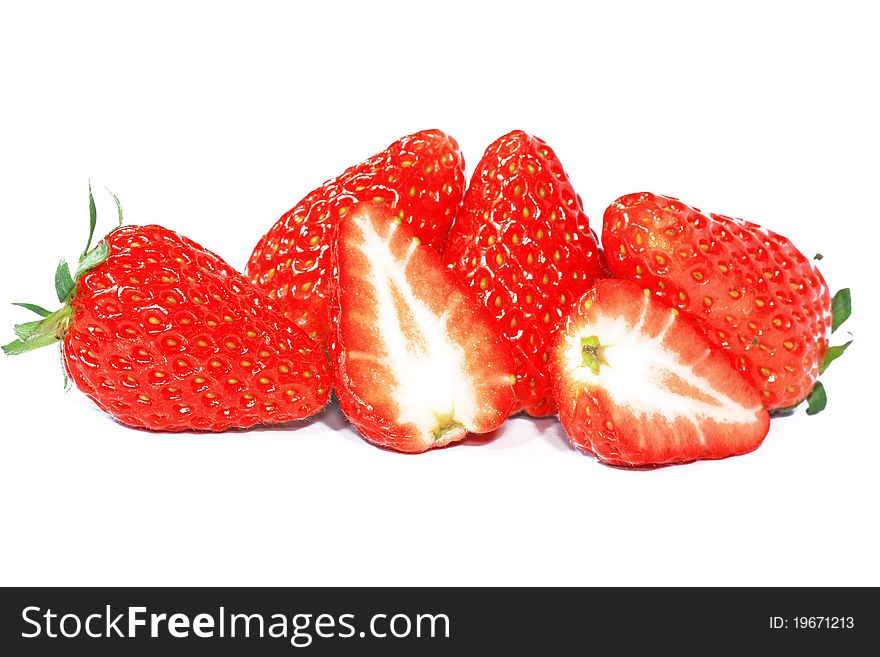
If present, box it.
[2,304,73,355]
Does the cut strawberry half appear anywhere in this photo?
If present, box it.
[553,279,770,467]
[330,202,517,453]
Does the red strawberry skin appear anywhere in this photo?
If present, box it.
[330,203,517,453]
[602,192,832,410]
[554,279,770,467]
[247,129,466,345]
[63,225,330,431]
[443,131,603,417]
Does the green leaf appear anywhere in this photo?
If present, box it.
[74,242,110,279]
[14,319,43,341]
[814,253,824,261]
[820,339,852,375]
[806,381,827,416]
[769,405,799,418]
[12,302,51,317]
[82,181,98,258]
[54,259,75,302]
[831,288,851,333]
[105,186,123,227]
[59,343,70,391]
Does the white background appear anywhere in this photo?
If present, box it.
[1,1,877,586]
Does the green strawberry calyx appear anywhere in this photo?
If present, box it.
[2,183,123,359]
[770,287,852,418]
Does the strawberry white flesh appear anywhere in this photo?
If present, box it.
[554,279,770,467]
[356,221,476,436]
[331,203,516,453]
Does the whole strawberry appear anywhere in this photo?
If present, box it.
[443,131,603,417]
[247,129,466,345]
[602,192,850,412]
[4,190,330,431]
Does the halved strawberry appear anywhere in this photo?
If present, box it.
[553,279,770,467]
[330,202,517,453]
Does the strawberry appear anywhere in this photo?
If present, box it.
[247,129,466,345]
[4,189,330,431]
[442,130,603,417]
[553,279,771,467]
[330,202,517,453]
[602,192,851,412]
